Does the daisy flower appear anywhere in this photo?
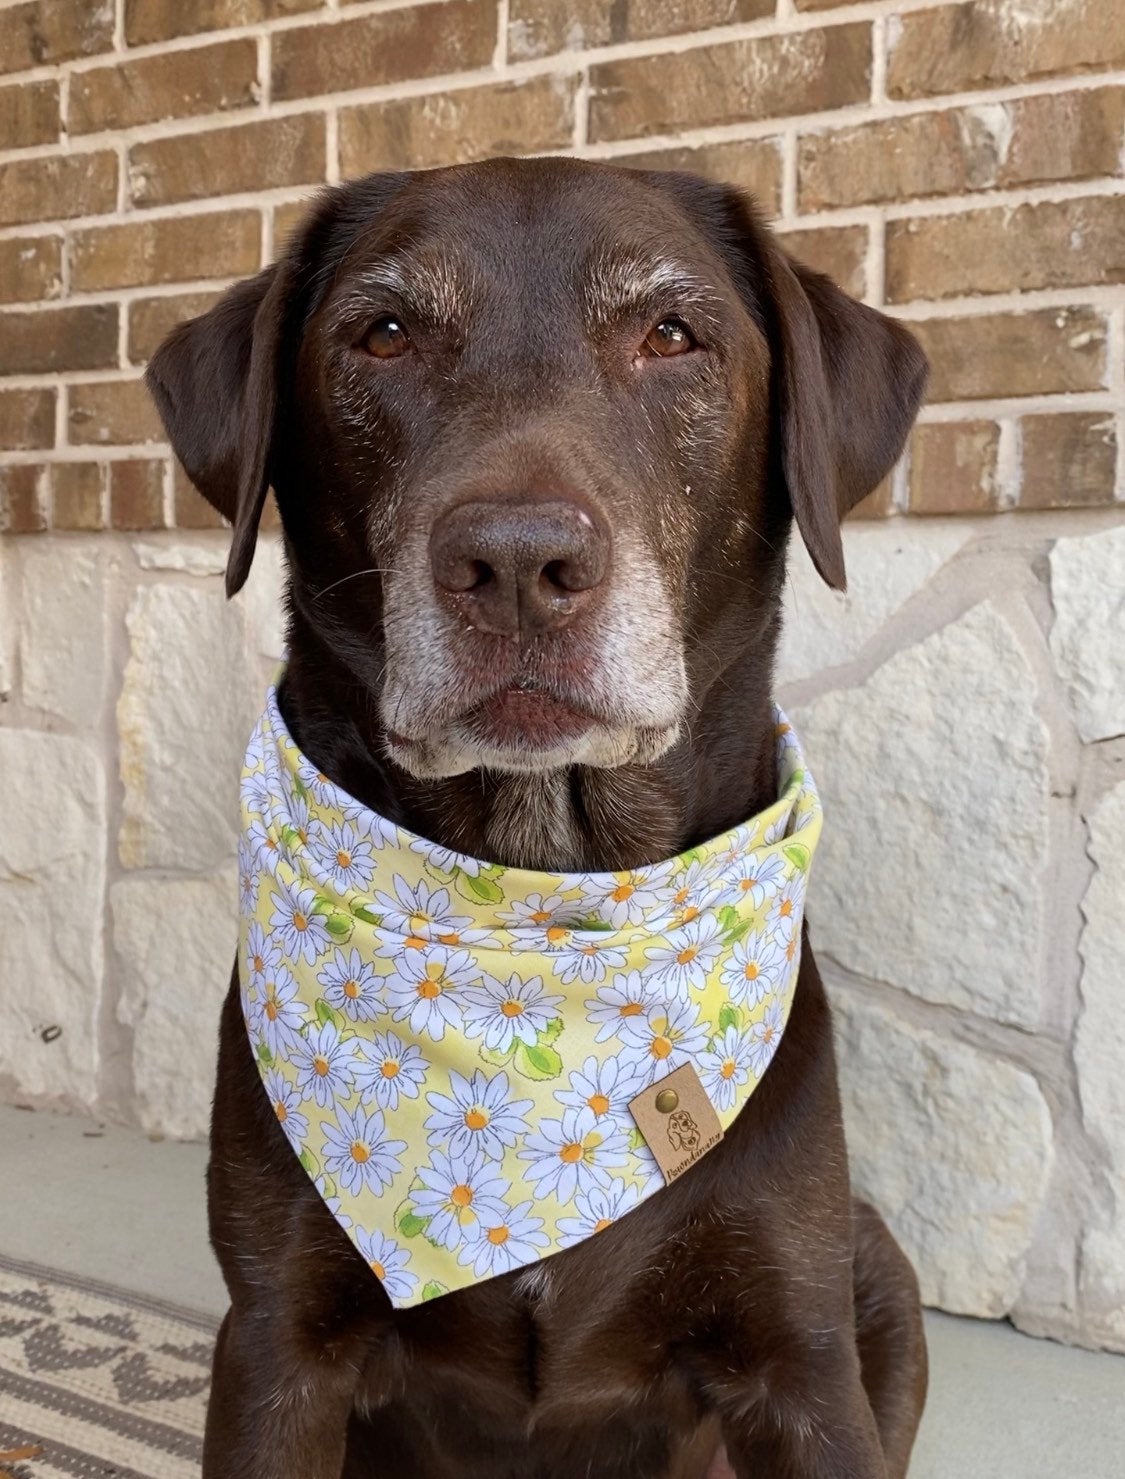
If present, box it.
[291,1021,361,1108]
[557,1177,640,1247]
[315,1176,352,1230]
[321,1103,405,1197]
[424,1069,533,1161]
[245,921,280,989]
[270,877,332,966]
[747,998,786,1076]
[238,839,260,914]
[767,876,805,939]
[698,1025,755,1111]
[246,814,283,876]
[279,790,313,850]
[518,1106,630,1205]
[296,755,339,808]
[578,869,662,929]
[585,970,651,1044]
[643,914,725,996]
[497,893,573,933]
[721,849,787,910]
[458,1200,548,1278]
[254,963,307,1059]
[344,805,400,850]
[307,819,376,894]
[385,946,475,1041]
[318,947,386,1024]
[555,1053,645,1122]
[263,1067,308,1150]
[240,766,273,822]
[550,934,629,986]
[411,835,483,877]
[410,1151,511,1252]
[353,1029,428,1111]
[355,1226,417,1303]
[720,931,785,1008]
[619,998,710,1081]
[653,856,724,927]
[372,876,472,942]
[461,974,564,1053]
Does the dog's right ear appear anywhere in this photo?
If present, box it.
[146,261,290,596]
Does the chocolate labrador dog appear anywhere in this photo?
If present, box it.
[148,157,929,1479]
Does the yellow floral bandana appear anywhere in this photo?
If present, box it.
[238,681,822,1308]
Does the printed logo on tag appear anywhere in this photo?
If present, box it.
[628,1062,723,1183]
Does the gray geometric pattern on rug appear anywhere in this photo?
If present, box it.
[0,1254,216,1478]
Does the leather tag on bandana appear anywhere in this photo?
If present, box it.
[628,1063,723,1183]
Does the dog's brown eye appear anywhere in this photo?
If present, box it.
[363,315,410,359]
[641,319,697,358]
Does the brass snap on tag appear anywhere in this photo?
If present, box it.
[654,1088,679,1114]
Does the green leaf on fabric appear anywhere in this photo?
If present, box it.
[718,1003,741,1033]
[514,1041,563,1080]
[783,843,810,873]
[628,1127,647,1152]
[396,1208,429,1239]
[478,1043,515,1069]
[255,1041,273,1067]
[718,905,741,935]
[311,894,334,916]
[421,1281,447,1302]
[297,1147,320,1178]
[540,1017,564,1046]
[464,872,504,904]
[324,912,353,941]
[291,774,309,801]
[315,997,343,1030]
[350,903,380,925]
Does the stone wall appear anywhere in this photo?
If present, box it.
[2,514,1123,1352]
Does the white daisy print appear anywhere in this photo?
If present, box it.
[263,1067,308,1150]
[270,877,332,965]
[318,947,386,1023]
[254,963,306,1059]
[550,934,629,985]
[585,970,651,1043]
[280,790,313,850]
[555,1054,645,1122]
[557,1178,640,1247]
[721,849,787,910]
[619,998,710,1080]
[247,814,283,876]
[384,946,475,1041]
[321,1103,405,1197]
[353,1029,428,1110]
[291,1021,361,1108]
[356,1226,417,1303]
[458,1201,548,1278]
[410,1151,511,1252]
[296,755,339,808]
[411,835,483,878]
[240,766,273,822]
[424,1070,533,1161]
[238,839,260,913]
[461,973,564,1053]
[497,892,572,934]
[698,1025,755,1111]
[747,998,786,1076]
[767,876,805,938]
[372,876,473,942]
[518,1106,630,1204]
[720,931,785,1008]
[245,921,280,988]
[578,869,661,929]
[643,914,725,996]
[654,856,724,927]
[308,819,376,893]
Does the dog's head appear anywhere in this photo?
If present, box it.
[148,158,925,781]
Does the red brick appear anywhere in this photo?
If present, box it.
[778,225,867,299]
[886,196,1125,304]
[910,309,1107,402]
[125,0,319,46]
[71,212,262,292]
[128,290,224,365]
[52,462,105,530]
[1020,414,1116,509]
[0,235,62,305]
[273,1,494,101]
[110,459,167,529]
[0,79,59,149]
[589,25,871,141]
[130,115,325,207]
[0,304,119,375]
[848,475,895,520]
[68,379,164,446]
[615,138,783,217]
[0,463,48,532]
[340,77,577,175]
[508,0,774,60]
[70,40,259,135]
[909,421,1000,514]
[887,0,1125,101]
[0,151,117,228]
[0,387,55,450]
[0,1,113,76]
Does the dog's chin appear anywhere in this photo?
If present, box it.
[385,713,682,780]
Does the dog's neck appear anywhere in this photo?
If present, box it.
[278,612,781,872]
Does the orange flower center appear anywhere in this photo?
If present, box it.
[417,980,441,1000]
[588,1093,610,1115]
[721,1060,736,1080]
[593,1217,613,1233]
[343,978,360,999]
[274,1102,287,1122]
[265,998,278,1021]
[779,899,794,917]
[619,1002,643,1018]
[652,1036,673,1060]
[560,1141,584,1164]
[531,910,552,924]
[744,962,760,980]
[610,884,634,903]
[252,953,264,973]
[381,1060,399,1079]
[336,849,352,868]
[546,926,567,944]
[501,999,524,1018]
[313,1056,329,1077]
[293,913,308,932]
[487,1225,510,1246]
[450,1184,473,1208]
[351,1141,370,1164]
[465,1108,489,1130]
[676,946,698,965]
[370,1259,386,1280]
[404,935,426,950]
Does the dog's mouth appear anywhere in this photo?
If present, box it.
[460,684,597,749]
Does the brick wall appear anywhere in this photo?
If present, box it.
[0,0,1122,529]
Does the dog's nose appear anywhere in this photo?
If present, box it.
[429,499,608,638]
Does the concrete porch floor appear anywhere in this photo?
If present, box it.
[4,1104,1123,1476]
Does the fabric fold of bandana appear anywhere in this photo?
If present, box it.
[237,681,823,1309]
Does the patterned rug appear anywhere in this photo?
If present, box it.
[0,1255,215,1478]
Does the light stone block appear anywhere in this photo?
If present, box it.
[18,542,111,728]
[1049,524,1125,743]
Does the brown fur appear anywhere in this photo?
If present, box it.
[148,157,929,1478]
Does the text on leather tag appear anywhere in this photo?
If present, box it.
[628,1062,723,1183]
